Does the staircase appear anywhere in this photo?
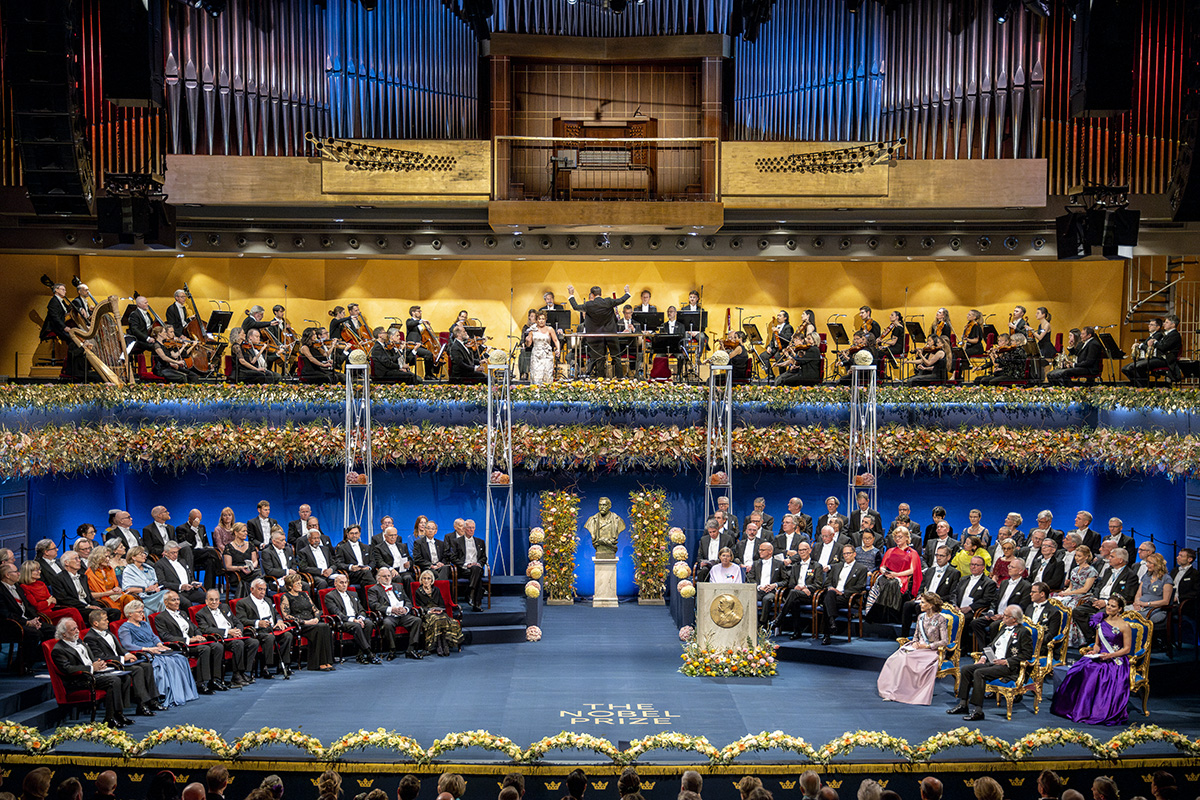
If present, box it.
[0,677,65,730]
[1126,255,1187,335]
[459,575,530,645]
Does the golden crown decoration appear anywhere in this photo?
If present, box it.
[877,781,889,789]
[358,780,375,788]
[83,773,99,782]
[826,780,843,789]
[591,781,609,791]
[1009,779,1026,787]
[545,782,562,791]
[310,779,322,787]
[776,781,796,790]
[963,780,977,788]
[129,774,144,783]
[1184,774,1199,783]
[642,783,656,790]
[173,775,190,784]
[1142,775,1156,784]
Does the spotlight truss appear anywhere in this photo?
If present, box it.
[306,133,458,174]
[755,139,906,175]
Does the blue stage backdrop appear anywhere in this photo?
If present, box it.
[22,468,1186,597]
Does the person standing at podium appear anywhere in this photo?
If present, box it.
[568,284,629,379]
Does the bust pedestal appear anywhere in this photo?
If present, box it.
[592,557,618,607]
[695,582,757,651]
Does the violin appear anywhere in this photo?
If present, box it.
[963,320,979,342]
[878,322,899,348]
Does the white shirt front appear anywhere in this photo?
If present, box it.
[991,626,1015,658]
[310,546,328,571]
[835,563,854,592]
[273,547,288,570]
[169,609,191,635]
[67,639,93,672]
[426,539,438,561]
[463,537,478,565]
[336,590,357,618]
[387,541,407,570]
[346,540,364,565]
[167,558,188,585]
[816,541,836,567]
[757,561,772,589]
[97,630,119,656]
[741,538,756,564]
[1099,566,1123,599]
[209,606,233,634]
[998,579,1018,610]
[928,566,948,594]
[383,587,406,614]
[961,574,981,607]
[251,596,273,621]
[705,536,721,561]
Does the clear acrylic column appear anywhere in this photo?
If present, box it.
[704,364,734,519]
[847,364,878,511]
[343,363,373,531]
[486,362,514,575]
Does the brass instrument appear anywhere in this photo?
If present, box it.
[66,295,133,385]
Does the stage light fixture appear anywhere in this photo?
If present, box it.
[1032,236,1046,250]
[1003,236,1019,250]
[949,237,961,251]
[457,237,470,249]
[375,237,388,249]
[729,237,742,250]
[176,233,189,248]
[812,237,825,249]
[839,238,851,250]
[430,238,441,250]
[265,236,277,249]
[866,237,879,250]
[621,236,634,250]
[893,236,907,249]
[512,236,525,250]
[785,238,797,250]
[1020,0,1050,17]
[757,238,770,251]
[401,237,415,250]
[207,233,220,246]
[484,236,497,248]
[702,237,716,250]
[648,237,661,250]
[993,0,1012,23]
[539,236,552,250]
[977,236,991,250]
[566,236,579,250]
[347,237,359,249]
[596,234,611,249]
[236,235,248,248]
[321,236,334,248]
[921,237,935,249]
[676,237,688,250]
[1061,0,1079,19]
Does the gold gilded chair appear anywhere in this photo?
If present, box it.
[1124,608,1153,716]
[977,619,1045,719]
[897,605,964,694]
[1031,600,1070,691]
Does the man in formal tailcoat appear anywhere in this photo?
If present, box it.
[949,605,1033,720]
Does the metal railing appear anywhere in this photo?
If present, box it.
[492,136,720,202]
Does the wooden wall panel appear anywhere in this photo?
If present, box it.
[319,140,492,196]
[721,142,890,198]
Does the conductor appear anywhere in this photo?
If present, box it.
[568,284,631,378]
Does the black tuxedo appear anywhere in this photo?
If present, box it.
[448,339,483,383]
[322,588,375,654]
[923,521,955,545]
[287,519,330,547]
[1125,327,1182,385]
[140,523,180,559]
[126,306,156,353]
[371,341,419,384]
[234,596,293,668]
[153,608,223,682]
[366,583,421,655]
[756,512,775,534]
[152,558,206,605]
[772,531,811,565]
[812,535,849,571]
[952,573,998,618]
[1026,554,1066,591]
[446,535,488,608]
[778,558,826,635]
[1103,533,1135,554]
[1048,336,1103,384]
[849,508,883,535]
[971,577,1032,645]
[106,527,143,553]
[816,513,849,536]
[732,535,770,568]
[174,522,220,588]
[706,512,740,535]
[1072,564,1139,639]
[0,581,53,669]
[820,560,871,637]
[37,556,63,580]
[957,623,1034,707]
[570,291,631,378]
[194,603,255,674]
[246,516,278,549]
[371,540,416,584]
[1025,601,1064,653]
[51,639,132,721]
[1069,528,1102,553]
[259,545,299,587]
[51,570,119,622]
[411,537,453,581]
[1173,565,1199,609]
[746,558,788,622]
[164,302,191,334]
[923,536,961,566]
[296,542,341,590]
[83,628,158,705]
[333,539,375,585]
[901,565,961,635]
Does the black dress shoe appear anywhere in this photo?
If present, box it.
[471,604,482,613]
[405,650,423,660]
[368,655,381,664]
[386,651,397,661]
[136,705,156,717]
[197,683,215,695]
[149,699,167,711]
[821,636,832,645]
[963,710,986,722]
[258,669,274,680]
[116,714,134,726]
[230,675,246,687]
[107,716,131,728]
[947,702,968,715]
[210,680,228,692]
[355,654,368,664]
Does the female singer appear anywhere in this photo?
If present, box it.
[1050,595,1132,725]
[298,327,338,384]
[929,308,951,339]
[877,591,948,705]
[526,311,560,385]
[962,310,985,357]
[907,335,949,385]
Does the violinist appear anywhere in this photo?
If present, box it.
[1008,305,1029,336]
[838,331,879,385]
[235,327,282,384]
[907,335,950,385]
[317,328,349,370]
[165,289,191,333]
[858,306,882,340]
[448,325,485,384]
[404,306,437,378]
[962,309,985,357]
[241,305,276,335]
[450,310,470,340]
[928,307,951,340]
[126,295,157,356]
[150,324,197,383]
[975,333,1027,385]
[328,306,347,339]
[797,309,818,338]
[371,328,420,385]
[298,327,338,384]
[725,330,750,381]
[878,310,904,356]
[759,310,794,378]
[1048,326,1104,385]
[774,334,821,387]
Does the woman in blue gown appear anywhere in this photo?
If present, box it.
[118,599,199,707]
[120,547,168,613]
[1050,595,1133,726]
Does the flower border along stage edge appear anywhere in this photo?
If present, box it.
[0,722,1198,764]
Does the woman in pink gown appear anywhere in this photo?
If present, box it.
[878,592,949,705]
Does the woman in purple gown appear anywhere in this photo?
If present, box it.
[1050,595,1133,726]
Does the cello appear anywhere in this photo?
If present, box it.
[180,282,214,373]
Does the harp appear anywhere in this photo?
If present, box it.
[65,295,133,384]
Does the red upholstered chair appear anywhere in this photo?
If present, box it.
[135,352,165,382]
[818,332,827,381]
[223,354,234,379]
[409,579,460,620]
[949,334,957,347]
[986,333,996,347]
[42,639,108,722]
[271,592,305,667]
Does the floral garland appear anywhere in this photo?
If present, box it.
[1,722,1199,764]
[2,422,1198,478]
[679,627,779,678]
[628,488,671,601]
[539,491,580,601]
[5,382,1200,415]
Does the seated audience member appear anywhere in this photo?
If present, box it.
[367,568,423,660]
[82,608,162,717]
[878,592,948,705]
[948,606,1033,721]
[155,590,227,694]
[325,573,380,664]
[280,573,335,671]
[235,578,294,679]
[414,570,463,657]
[195,588,255,686]
[117,599,199,705]
[154,543,206,606]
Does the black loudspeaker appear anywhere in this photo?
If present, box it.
[99,0,164,107]
[1169,4,1200,221]
[1055,213,1089,260]
[97,197,177,246]
[1069,0,1138,118]
[1,0,94,215]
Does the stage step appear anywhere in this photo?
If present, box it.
[462,608,526,627]
[0,678,53,718]
[488,576,529,597]
[463,624,527,645]
[775,637,894,670]
[6,697,68,730]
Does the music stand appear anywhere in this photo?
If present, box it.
[981,323,998,344]
[678,310,707,333]
[206,311,232,335]
[905,322,926,346]
[120,304,139,326]
[652,334,682,354]
[545,310,572,331]
[949,345,969,382]
[464,325,485,338]
[1097,332,1126,384]
[742,323,763,345]
[633,311,663,331]
[826,323,849,347]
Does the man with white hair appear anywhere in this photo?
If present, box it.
[1072,546,1139,641]
[154,542,206,605]
[235,578,293,678]
[51,617,133,727]
[969,559,1031,646]
[949,605,1032,721]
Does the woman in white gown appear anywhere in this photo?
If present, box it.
[526,311,560,385]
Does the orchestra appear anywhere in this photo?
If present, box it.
[32,280,1168,387]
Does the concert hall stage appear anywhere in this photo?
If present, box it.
[3,603,1199,800]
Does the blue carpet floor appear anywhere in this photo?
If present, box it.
[34,603,1200,763]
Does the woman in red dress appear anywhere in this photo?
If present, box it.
[864,528,922,617]
[18,560,85,629]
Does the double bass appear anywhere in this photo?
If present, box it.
[180,283,217,373]
[330,308,373,350]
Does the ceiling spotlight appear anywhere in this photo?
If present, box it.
[921,237,935,249]
[977,236,991,250]
[175,233,189,248]
[401,237,415,250]
[1020,0,1050,17]
[347,237,359,249]
[236,235,248,248]
[539,236,552,250]
[1003,236,1020,250]
[729,237,742,250]
[812,237,825,249]
[512,236,525,249]
[702,237,716,250]
[621,236,634,250]
[375,237,388,249]
[430,238,441,250]
[1032,237,1046,250]
[993,0,1013,23]
[264,236,277,249]
[321,235,334,248]
[866,237,879,250]
[757,238,770,251]
[207,233,220,246]
[839,238,851,250]
[293,236,306,248]
[484,236,497,248]
[675,237,688,251]
[893,236,907,249]
[785,238,797,251]
[949,237,961,251]
[596,234,611,249]
[648,237,661,250]
[566,236,579,250]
